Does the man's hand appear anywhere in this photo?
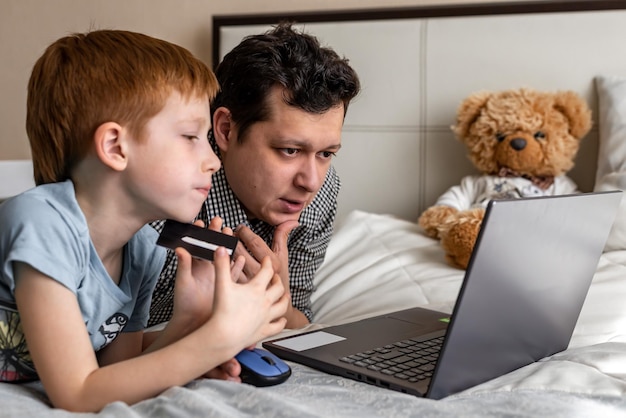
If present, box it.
[202,358,242,382]
[234,221,309,328]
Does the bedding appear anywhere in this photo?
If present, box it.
[594,75,626,251]
[2,210,626,417]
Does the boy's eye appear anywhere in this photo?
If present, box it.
[184,135,199,141]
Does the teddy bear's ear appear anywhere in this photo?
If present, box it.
[553,91,593,139]
[452,91,492,138]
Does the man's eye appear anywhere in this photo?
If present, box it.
[320,151,337,159]
[283,148,298,155]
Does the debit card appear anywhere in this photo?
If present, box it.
[156,219,238,261]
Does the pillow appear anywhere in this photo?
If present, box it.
[594,76,626,251]
[311,210,463,326]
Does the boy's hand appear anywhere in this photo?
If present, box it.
[171,218,244,330]
[211,249,289,349]
[234,222,308,328]
[171,246,214,328]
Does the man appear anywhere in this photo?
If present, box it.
[150,22,360,328]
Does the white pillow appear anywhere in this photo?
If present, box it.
[594,76,626,251]
[312,211,462,326]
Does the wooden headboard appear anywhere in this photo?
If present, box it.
[213,0,626,225]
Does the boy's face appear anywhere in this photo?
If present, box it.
[128,91,220,222]
[218,87,345,226]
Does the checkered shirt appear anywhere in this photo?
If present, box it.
[148,133,340,326]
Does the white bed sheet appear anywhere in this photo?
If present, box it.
[2,210,626,417]
[312,210,626,350]
[308,210,626,401]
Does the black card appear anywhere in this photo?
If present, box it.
[156,219,238,261]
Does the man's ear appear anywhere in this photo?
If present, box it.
[212,107,233,152]
[94,122,128,172]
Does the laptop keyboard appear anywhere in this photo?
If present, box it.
[339,335,444,382]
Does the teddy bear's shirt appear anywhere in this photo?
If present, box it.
[435,174,578,210]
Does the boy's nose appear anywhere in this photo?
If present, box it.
[202,148,221,173]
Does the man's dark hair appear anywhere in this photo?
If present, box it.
[212,22,360,142]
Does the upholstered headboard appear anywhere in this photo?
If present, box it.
[214,0,626,225]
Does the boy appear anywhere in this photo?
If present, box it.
[0,29,288,412]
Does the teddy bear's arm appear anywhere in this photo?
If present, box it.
[418,175,485,238]
[554,176,579,195]
[418,205,458,238]
[434,175,484,210]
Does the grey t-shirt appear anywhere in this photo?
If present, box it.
[0,180,165,381]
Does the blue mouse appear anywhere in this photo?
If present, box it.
[235,348,291,387]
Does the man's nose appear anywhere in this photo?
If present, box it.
[295,157,320,192]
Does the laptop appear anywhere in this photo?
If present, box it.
[264,191,622,399]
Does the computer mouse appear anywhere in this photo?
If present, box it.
[235,348,291,387]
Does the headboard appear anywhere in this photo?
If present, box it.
[213,0,626,225]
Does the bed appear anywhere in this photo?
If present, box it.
[4,1,626,416]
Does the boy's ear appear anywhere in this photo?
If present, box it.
[94,122,128,171]
[212,107,233,152]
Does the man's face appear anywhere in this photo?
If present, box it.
[216,88,345,226]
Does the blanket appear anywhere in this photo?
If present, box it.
[2,210,626,417]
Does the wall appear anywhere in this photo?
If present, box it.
[1,0,519,160]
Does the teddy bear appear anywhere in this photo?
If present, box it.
[418,87,592,269]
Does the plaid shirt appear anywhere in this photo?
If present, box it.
[148,133,340,326]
